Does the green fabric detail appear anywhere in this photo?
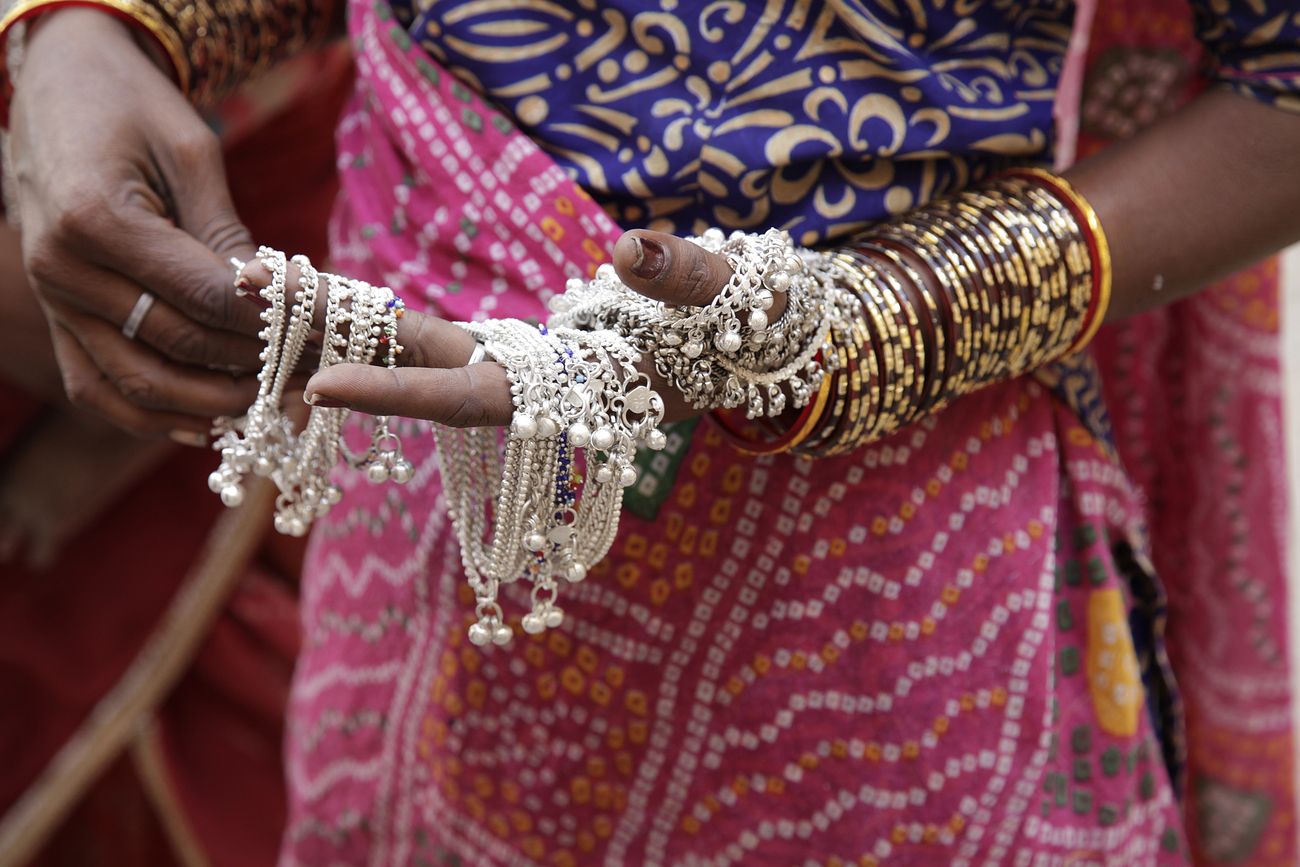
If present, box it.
[622,419,699,522]
[1059,646,1080,676]
[1056,599,1074,630]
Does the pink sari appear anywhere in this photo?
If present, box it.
[280,1,1288,864]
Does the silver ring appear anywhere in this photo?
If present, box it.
[121,292,156,340]
[466,342,487,365]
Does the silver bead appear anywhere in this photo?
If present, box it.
[208,470,227,493]
[757,289,775,310]
[220,485,245,508]
[468,621,492,646]
[568,422,591,447]
[273,513,292,535]
[521,612,546,634]
[591,427,616,450]
[566,562,587,582]
[524,531,547,552]
[748,309,769,331]
[683,340,704,359]
[594,464,615,484]
[288,517,308,537]
[389,459,414,484]
[645,429,668,451]
[618,465,638,487]
[544,607,564,628]
[325,485,343,505]
[715,331,742,353]
[254,456,274,476]
[535,416,560,438]
[491,623,513,645]
[764,270,791,293]
[785,253,804,274]
[511,413,538,439]
[366,461,390,484]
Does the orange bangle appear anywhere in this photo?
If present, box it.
[1003,167,1112,355]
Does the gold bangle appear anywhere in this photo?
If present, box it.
[1006,168,1113,355]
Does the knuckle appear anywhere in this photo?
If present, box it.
[156,320,209,364]
[113,370,161,407]
[24,236,65,287]
[171,128,222,171]
[678,254,716,306]
[444,368,485,428]
[62,372,97,409]
[402,315,438,369]
[182,280,231,329]
[49,185,111,246]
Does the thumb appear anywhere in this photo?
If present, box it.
[612,229,734,308]
[165,132,256,263]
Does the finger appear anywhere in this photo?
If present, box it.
[237,258,477,370]
[305,362,512,427]
[68,308,260,416]
[49,320,217,438]
[29,180,263,337]
[154,126,256,264]
[25,230,264,368]
[612,229,734,307]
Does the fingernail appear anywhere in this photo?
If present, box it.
[630,237,666,279]
[308,393,350,408]
[169,430,209,448]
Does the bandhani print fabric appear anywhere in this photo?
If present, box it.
[279,0,1300,865]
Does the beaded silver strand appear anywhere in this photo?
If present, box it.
[211,248,407,536]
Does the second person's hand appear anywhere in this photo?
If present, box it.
[9,10,267,440]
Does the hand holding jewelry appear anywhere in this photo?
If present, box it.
[218,229,851,647]
[208,247,409,538]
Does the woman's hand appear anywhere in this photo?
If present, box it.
[273,230,737,425]
[9,10,265,439]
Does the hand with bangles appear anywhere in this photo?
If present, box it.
[235,231,743,430]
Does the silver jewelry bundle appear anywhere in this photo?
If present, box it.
[549,228,854,418]
[212,230,850,649]
[435,320,666,645]
[208,247,412,536]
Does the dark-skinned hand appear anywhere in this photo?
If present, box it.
[9,10,266,441]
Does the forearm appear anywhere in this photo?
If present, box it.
[1068,88,1300,320]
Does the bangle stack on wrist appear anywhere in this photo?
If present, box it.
[712,169,1112,458]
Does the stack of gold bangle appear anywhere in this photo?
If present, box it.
[740,169,1110,458]
[0,0,332,107]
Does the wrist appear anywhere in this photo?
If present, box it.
[3,4,185,124]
